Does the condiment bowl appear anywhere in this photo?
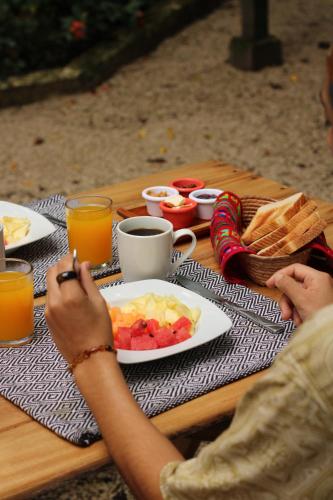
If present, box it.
[170,178,205,197]
[189,188,223,220]
[160,198,197,229]
[142,186,179,217]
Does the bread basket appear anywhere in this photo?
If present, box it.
[239,196,311,286]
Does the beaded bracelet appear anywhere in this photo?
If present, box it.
[68,344,115,374]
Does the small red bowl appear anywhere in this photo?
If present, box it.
[170,177,205,197]
[160,198,197,229]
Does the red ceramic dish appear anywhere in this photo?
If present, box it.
[160,198,197,229]
[170,177,205,197]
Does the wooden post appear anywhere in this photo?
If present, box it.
[229,0,283,70]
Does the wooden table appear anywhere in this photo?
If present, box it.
[1,160,333,498]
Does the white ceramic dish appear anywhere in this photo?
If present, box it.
[142,186,179,217]
[189,189,224,220]
[101,279,232,364]
[0,201,56,253]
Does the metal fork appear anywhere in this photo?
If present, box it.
[40,212,66,228]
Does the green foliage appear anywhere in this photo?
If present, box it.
[0,0,152,79]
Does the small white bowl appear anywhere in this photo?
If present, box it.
[142,186,179,217]
[189,188,223,220]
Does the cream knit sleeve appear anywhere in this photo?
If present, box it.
[160,304,333,500]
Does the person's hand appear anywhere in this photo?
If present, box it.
[266,264,333,325]
[46,254,113,363]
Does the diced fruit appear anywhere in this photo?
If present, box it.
[146,318,159,335]
[109,306,121,323]
[118,326,132,337]
[119,293,200,331]
[130,319,147,337]
[155,327,176,348]
[131,335,158,350]
[1,216,31,245]
[174,327,191,344]
[116,327,132,349]
[171,316,192,331]
[108,293,201,351]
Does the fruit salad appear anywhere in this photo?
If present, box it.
[108,293,201,351]
[0,216,30,246]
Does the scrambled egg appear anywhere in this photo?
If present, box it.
[0,216,31,245]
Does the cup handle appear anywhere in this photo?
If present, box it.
[169,229,197,275]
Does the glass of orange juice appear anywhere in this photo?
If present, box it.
[0,258,34,347]
[65,195,113,267]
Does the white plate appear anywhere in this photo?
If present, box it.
[0,201,56,253]
[101,279,232,364]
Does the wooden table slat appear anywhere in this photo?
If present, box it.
[1,160,331,498]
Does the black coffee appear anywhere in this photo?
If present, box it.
[126,228,164,236]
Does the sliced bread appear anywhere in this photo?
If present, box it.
[242,192,307,244]
[258,211,327,256]
[272,218,327,256]
[247,200,318,252]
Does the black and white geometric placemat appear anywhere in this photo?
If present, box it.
[0,259,295,446]
[10,194,120,297]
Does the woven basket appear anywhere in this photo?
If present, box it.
[239,196,311,286]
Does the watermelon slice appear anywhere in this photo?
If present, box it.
[154,327,176,348]
[131,334,158,350]
[115,326,132,349]
[171,316,192,331]
[130,319,147,337]
[113,314,195,351]
[146,318,159,335]
[174,326,191,344]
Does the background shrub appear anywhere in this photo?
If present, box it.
[0,0,152,79]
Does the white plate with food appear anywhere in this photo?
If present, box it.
[101,279,232,364]
[0,201,56,253]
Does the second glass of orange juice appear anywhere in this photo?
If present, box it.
[0,258,34,347]
[65,195,113,267]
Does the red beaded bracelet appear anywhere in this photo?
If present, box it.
[68,344,115,374]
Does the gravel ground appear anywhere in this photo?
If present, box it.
[4,0,332,498]
[0,0,332,206]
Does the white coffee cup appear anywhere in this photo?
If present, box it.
[116,216,197,282]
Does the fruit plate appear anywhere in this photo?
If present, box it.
[0,201,56,253]
[117,205,210,238]
[101,279,232,364]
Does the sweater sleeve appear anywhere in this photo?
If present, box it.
[160,305,333,500]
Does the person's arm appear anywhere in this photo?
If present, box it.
[46,258,333,499]
[266,263,333,325]
[46,255,183,500]
[74,354,183,500]
[160,303,333,499]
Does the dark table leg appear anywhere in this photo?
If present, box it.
[229,0,283,70]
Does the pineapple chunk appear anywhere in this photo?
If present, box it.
[119,293,200,334]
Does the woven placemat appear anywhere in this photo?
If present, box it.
[10,194,120,297]
[0,258,294,446]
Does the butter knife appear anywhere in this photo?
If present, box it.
[176,275,284,334]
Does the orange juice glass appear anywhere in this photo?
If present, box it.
[65,195,113,267]
[0,258,34,347]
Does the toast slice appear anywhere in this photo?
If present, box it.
[247,200,318,252]
[258,211,327,256]
[242,192,307,244]
[272,218,327,256]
